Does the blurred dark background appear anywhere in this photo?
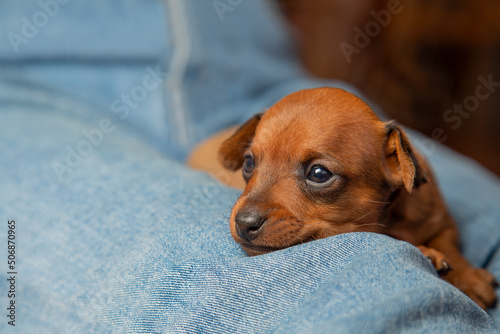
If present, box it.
[277,0,500,176]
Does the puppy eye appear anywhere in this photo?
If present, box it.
[307,165,333,184]
[243,154,255,178]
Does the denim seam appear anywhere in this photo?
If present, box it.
[164,0,191,149]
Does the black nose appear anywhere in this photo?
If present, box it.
[235,210,267,241]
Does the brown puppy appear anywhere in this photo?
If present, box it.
[210,87,498,309]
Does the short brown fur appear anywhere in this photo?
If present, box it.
[192,87,498,309]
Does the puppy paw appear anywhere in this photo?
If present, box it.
[447,267,498,310]
[417,245,452,277]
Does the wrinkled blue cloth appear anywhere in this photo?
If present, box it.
[0,0,499,333]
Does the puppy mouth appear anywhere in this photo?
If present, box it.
[240,234,319,256]
[240,243,283,256]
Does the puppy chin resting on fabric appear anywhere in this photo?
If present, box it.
[189,87,498,310]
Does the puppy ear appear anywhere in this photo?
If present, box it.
[384,121,428,193]
[218,113,263,171]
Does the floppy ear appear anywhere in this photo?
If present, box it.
[218,113,263,171]
[384,121,428,193]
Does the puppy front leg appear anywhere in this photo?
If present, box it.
[425,226,498,310]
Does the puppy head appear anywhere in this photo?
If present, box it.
[219,88,427,255]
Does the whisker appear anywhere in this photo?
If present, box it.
[350,210,376,224]
[355,222,386,229]
[367,200,391,205]
[295,219,329,228]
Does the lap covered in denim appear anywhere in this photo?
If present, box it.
[0,0,499,332]
[0,81,499,333]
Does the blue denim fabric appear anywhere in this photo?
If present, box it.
[0,0,499,333]
[0,0,337,161]
[1,82,499,333]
